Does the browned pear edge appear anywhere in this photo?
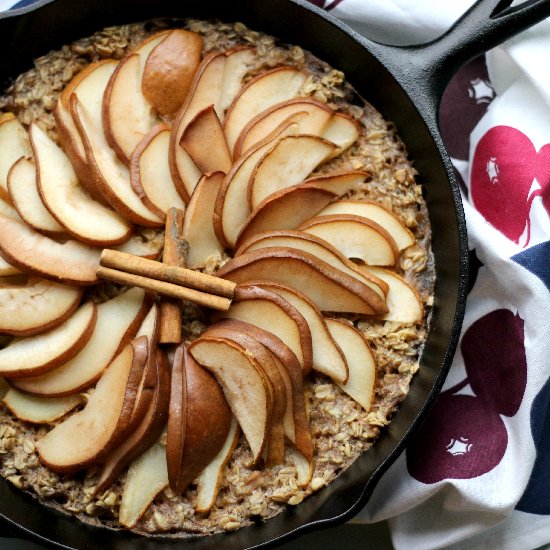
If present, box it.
[217,247,388,316]
[189,336,272,466]
[199,327,286,468]
[206,318,313,462]
[232,96,333,159]
[94,348,170,495]
[234,229,390,296]
[0,302,97,379]
[0,283,84,337]
[170,345,232,493]
[228,284,313,375]
[299,213,400,265]
[129,123,172,220]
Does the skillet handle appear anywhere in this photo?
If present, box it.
[367,0,550,114]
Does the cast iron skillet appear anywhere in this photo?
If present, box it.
[0,0,549,548]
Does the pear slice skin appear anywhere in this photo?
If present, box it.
[3,388,82,424]
[189,336,272,465]
[7,157,65,235]
[0,301,96,378]
[142,29,203,118]
[206,318,312,462]
[95,348,170,496]
[236,229,389,298]
[12,288,150,396]
[197,328,287,467]
[325,319,376,412]
[179,105,232,174]
[0,213,101,285]
[166,345,231,493]
[30,123,132,246]
[0,278,83,336]
[36,342,137,473]
[318,199,415,251]
[217,247,388,315]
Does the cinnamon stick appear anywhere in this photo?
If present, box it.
[97,267,232,311]
[100,249,236,298]
[160,208,186,344]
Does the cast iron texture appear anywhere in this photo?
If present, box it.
[0,0,548,548]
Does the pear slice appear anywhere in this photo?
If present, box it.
[114,232,163,259]
[166,345,231,493]
[318,200,415,251]
[0,378,8,399]
[189,336,272,465]
[223,67,309,153]
[169,48,254,201]
[102,32,166,164]
[235,230,388,298]
[360,266,424,323]
[322,113,361,157]
[206,318,312,462]
[0,301,96,378]
[237,185,336,246]
[215,284,313,374]
[142,29,203,117]
[198,327,287,467]
[12,288,150,396]
[195,416,239,513]
[233,97,333,158]
[7,157,65,235]
[299,214,399,266]
[0,257,21,277]
[248,135,337,209]
[0,278,82,336]
[217,247,388,315]
[179,105,232,174]
[288,446,314,488]
[213,117,301,249]
[30,123,132,246]
[3,388,82,424]
[130,124,186,220]
[244,281,348,384]
[182,172,225,269]
[0,197,20,221]
[36,342,138,473]
[300,170,369,195]
[54,62,111,202]
[325,319,376,411]
[69,61,162,227]
[0,214,101,285]
[119,440,168,528]
[95,348,170,496]
[0,113,33,202]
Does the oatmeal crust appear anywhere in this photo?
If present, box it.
[0,18,434,536]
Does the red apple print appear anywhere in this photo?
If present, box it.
[461,309,526,417]
[440,56,495,161]
[471,126,548,245]
[407,394,508,484]
[538,144,550,214]
[407,308,527,484]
